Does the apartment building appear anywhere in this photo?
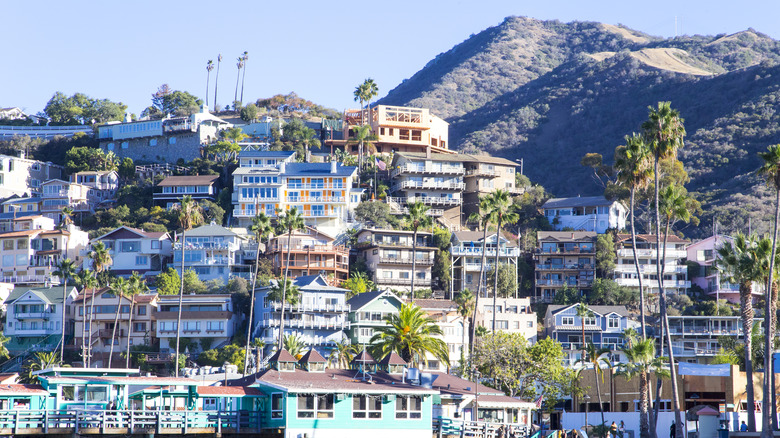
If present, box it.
[0,152,63,198]
[254,275,350,356]
[88,226,173,277]
[450,230,521,296]
[40,179,92,223]
[156,294,238,354]
[686,235,760,304]
[265,227,349,282]
[542,196,627,234]
[462,155,521,219]
[3,285,78,354]
[327,105,452,155]
[173,223,248,283]
[666,315,763,364]
[232,156,361,236]
[70,171,120,207]
[1,197,41,216]
[98,109,232,163]
[413,299,469,372]
[0,225,89,285]
[0,213,53,233]
[73,289,158,366]
[347,290,404,345]
[476,297,537,342]
[153,175,220,209]
[614,234,691,296]
[544,304,634,366]
[355,228,436,293]
[534,231,597,303]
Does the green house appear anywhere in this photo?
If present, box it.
[346,290,403,345]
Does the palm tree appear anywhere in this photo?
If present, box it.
[251,338,265,373]
[361,78,379,115]
[244,212,273,375]
[239,51,249,106]
[20,352,61,384]
[53,258,76,361]
[59,206,74,229]
[404,201,432,301]
[205,60,214,107]
[328,340,356,369]
[125,272,148,368]
[89,241,113,285]
[214,54,222,110]
[0,335,9,362]
[757,144,780,437]
[347,124,378,176]
[468,197,494,364]
[485,189,519,330]
[576,342,611,427]
[614,134,653,338]
[454,289,474,368]
[234,56,244,110]
[283,334,306,359]
[716,233,763,431]
[75,269,97,365]
[174,195,203,377]
[276,207,305,346]
[642,101,686,437]
[576,303,594,365]
[268,279,300,340]
[369,303,449,368]
[353,81,369,125]
[617,337,670,438]
[107,276,128,368]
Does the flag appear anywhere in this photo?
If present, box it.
[375,157,386,171]
[535,395,543,409]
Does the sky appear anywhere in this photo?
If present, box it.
[3,0,779,118]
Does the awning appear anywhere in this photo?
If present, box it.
[678,362,731,377]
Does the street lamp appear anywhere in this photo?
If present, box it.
[583,394,591,431]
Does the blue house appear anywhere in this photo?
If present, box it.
[544,304,635,366]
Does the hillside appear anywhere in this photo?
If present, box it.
[379,17,780,238]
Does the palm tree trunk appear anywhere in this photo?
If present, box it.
[214,59,221,110]
[244,236,262,375]
[762,189,780,438]
[411,228,417,302]
[741,282,756,431]
[81,289,88,365]
[234,68,241,108]
[206,71,211,107]
[60,279,67,361]
[595,367,605,426]
[175,229,186,377]
[640,369,650,438]
[107,292,122,368]
[87,288,98,367]
[630,188,647,339]
[492,217,502,331]
[125,299,134,369]
[772,282,778,431]
[469,224,490,364]
[278,229,293,347]
[240,61,247,106]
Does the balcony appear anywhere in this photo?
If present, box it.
[451,246,522,258]
[378,257,434,266]
[279,260,349,270]
[465,168,499,177]
[375,278,432,287]
[269,302,350,313]
[286,196,346,203]
[387,196,461,206]
[667,326,741,336]
[615,278,691,289]
[536,247,595,255]
[299,210,339,218]
[617,248,687,259]
[162,120,194,133]
[614,264,687,274]
[536,263,595,271]
[154,310,232,320]
[261,318,349,330]
[536,279,593,287]
[0,275,58,285]
[268,243,347,253]
[236,196,279,203]
[390,206,444,217]
[356,238,433,249]
[391,164,464,178]
[14,312,51,320]
[391,181,465,192]
[174,242,240,251]
[286,183,345,190]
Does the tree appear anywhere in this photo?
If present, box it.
[716,233,763,431]
[328,341,356,369]
[183,269,207,294]
[118,157,135,182]
[276,207,305,346]
[354,201,396,228]
[486,263,517,299]
[403,201,432,301]
[642,101,686,437]
[65,146,117,174]
[576,342,611,427]
[125,272,148,368]
[145,84,202,118]
[454,289,475,367]
[251,338,265,373]
[74,269,98,364]
[433,250,452,294]
[589,279,638,306]
[595,233,616,278]
[156,268,180,295]
[486,189,519,330]
[239,51,249,106]
[617,337,670,438]
[200,200,225,225]
[0,335,10,363]
[469,197,494,366]
[241,103,259,122]
[43,92,126,125]
[58,206,74,230]
[20,352,61,384]
[53,258,76,360]
[342,272,375,299]
[107,276,128,368]
[283,334,306,359]
[174,195,203,377]
[89,241,113,286]
[244,212,273,376]
[576,303,594,373]
[348,124,378,175]
[757,143,780,437]
[369,303,448,368]
[214,54,222,111]
[205,60,214,107]
[234,56,244,109]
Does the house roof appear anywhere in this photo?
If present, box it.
[378,352,407,366]
[253,368,435,395]
[269,349,297,363]
[546,304,630,318]
[0,384,48,396]
[537,231,597,242]
[280,274,348,293]
[283,162,357,177]
[346,290,403,311]
[184,223,240,238]
[197,386,263,396]
[239,150,296,159]
[157,175,219,187]
[0,229,40,238]
[6,285,78,306]
[94,226,168,241]
[39,375,200,385]
[73,288,111,304]
[616,234,689,244]
[299,349,326,363]
[542,196,615,209]
[393,152,518,167]
[428,372,505,397]
[351,350,376,365]
[411,299,457,311]
[453,230,517,246]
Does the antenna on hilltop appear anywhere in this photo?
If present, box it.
[674,16,678,37]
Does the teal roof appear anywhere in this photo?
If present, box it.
[6,286,78,305]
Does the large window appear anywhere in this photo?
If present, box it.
[120,241,141,252]
[271,393,284,419]
[297,394,334,419]
[395,396,422,419]
[353,395,382,419]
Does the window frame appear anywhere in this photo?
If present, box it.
[395,395,422,419]
[353,394,382,419]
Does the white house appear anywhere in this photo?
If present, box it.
[88,226,173,278]
[3,285,78,354]
[172,223,248,283]
[155,294,238,354]
[0,152,64,198]
[542,196,627,234]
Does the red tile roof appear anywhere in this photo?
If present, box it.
[269,349,297,363]
[0,384,48,396]
[299,349,326,363]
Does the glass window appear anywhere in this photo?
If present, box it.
[395,396,422,419]
[272,393,284,419]
[120,241,141,252]
[562,317,574,325]
[353,395,382,419]
[297,395,315,418]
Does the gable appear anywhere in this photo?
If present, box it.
[361,294,403,312]
[96,227,147,241]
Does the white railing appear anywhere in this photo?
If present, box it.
[391,181,465,191]
[451,246,521,257]
[286,196,345,203]
[616,278,691,289]
[269,302,350,313]
[617,248,687,259]
[174,242,240,251]
[0,275,58,284]
[236,196,279,203]
[614,264,687,274]
[391,164,464,177]
[286,183,344,190]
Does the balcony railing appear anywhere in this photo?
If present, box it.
[536,247,595,255]
[236,196,279,203]
[614,264,687,274]
[391,181,465,192]
[0,275,58,285]
[286,183,344,190]
[465,168,499,177]
[14,312,51,320]
[261,318,348,330]
[174,242,240,251]
[286,196,345,203]
[375,278,432,286]
[279,260,349,270]
[450,246,521,257]
[387,196,461,206]
[391,164,464,178]
[615,279,691,289]
[378,257,434,265]
[536,279,594,287]
[617,248,687,259]
[269,302,350,313]
[536,264,595,271]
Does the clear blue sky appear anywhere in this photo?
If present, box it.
[3,0,777,117]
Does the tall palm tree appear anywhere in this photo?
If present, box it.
[53,258,76,361]
[239,51,249,106]
[234,56,244,109]
[468,197,494,364]
[485,189,519,330]
[454,289,474,369]
[244,212,273,375]
[0,334,10,362]
[125,272,148,368]
[575,342,611,427]
[268,279,300,337]
[283,334,306,359]
[369,303,449,367]
[617,337,670,438]
[757,144,780,437]
[89,241,113,285]
[107,276,128,368]
[205,60,214,107]
[20,352,61,384]
[576,303,594,365]
[348,124,378,176]
[75,269,97,365]
[716,233,762,431]
[404,201,432,302]
[642,101,686,437]
[328,340,356,369]
[614,134,653,338]
[276,207,305,346]
[174,195,203,377]
[353,81,369,125]
[214,54,222,110]
[251,338,265,373]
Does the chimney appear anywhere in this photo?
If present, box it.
[330,161,337,174]
[426,146,431,159]
[280,161,286,174]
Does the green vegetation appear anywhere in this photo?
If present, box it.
[43,92,127,125]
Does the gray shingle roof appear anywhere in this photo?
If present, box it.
[184,223,241,238]
[346,290,402,310]
[546,304,630,317]
[542,196,614,209]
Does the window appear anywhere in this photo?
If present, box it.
[17,239,28,250]
[138,306,147,316]
[151,240,161,249]
[608,317,620,329]
[206,321,224,331]
[494,320,509,330]
[121,142,128,149]
[584,317,596,326]
[297,394,334,419]
[399,129,410,141]
[150,139,157,146]
[160,321,177,332]
[133,322,147,332]
[271,393,284,419]
[395,396,422,419]
[120,241,141,252]
[169,137,176,145]
[182,321,200,332]
[353,395,382,419]
[135,256,148,266]
[2,240,12,251]
[562,317,574,325]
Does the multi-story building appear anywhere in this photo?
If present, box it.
[87,226,173,277]
[155,293,238,354]
[476,297,537,342]
[462,155,521,219]
[355,228,436,293]
[73,288,158,366]
[153,175,220,209]
[686,235,760,304]
[3,285,78,354]
[173,223,248,283]
[40,179,93,223]
[0,152,63,198]
[0,225,89,285]
[542,196,627,234]
[534,231,597,303]
[232,153,361,235]
[666,315,762,364]
[614,234,691,296]
[1,197,41,216]
[254,275,350,356]
[98,109,232,163]
[413,299,470,372]
[328,105,452,155]
[70,171,120,207]
[347,290,404,345]
[265,227,349,282]
[451,230,521,296]
[544,304,635,367]
[0,212,53,233]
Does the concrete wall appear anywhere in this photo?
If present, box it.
[101,132,203,163]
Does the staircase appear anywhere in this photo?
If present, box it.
[334,221,363,247]
[436,215,461,232]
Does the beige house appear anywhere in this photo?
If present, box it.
[0,152,64,198]
[355,228,436,294]
[462,155,521,219]
[41,179,92,223]
[534,231,597,303]
[0,225,88,285]
[476,297,537,342]
[266,226,349,282]
[413,299,470,372]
